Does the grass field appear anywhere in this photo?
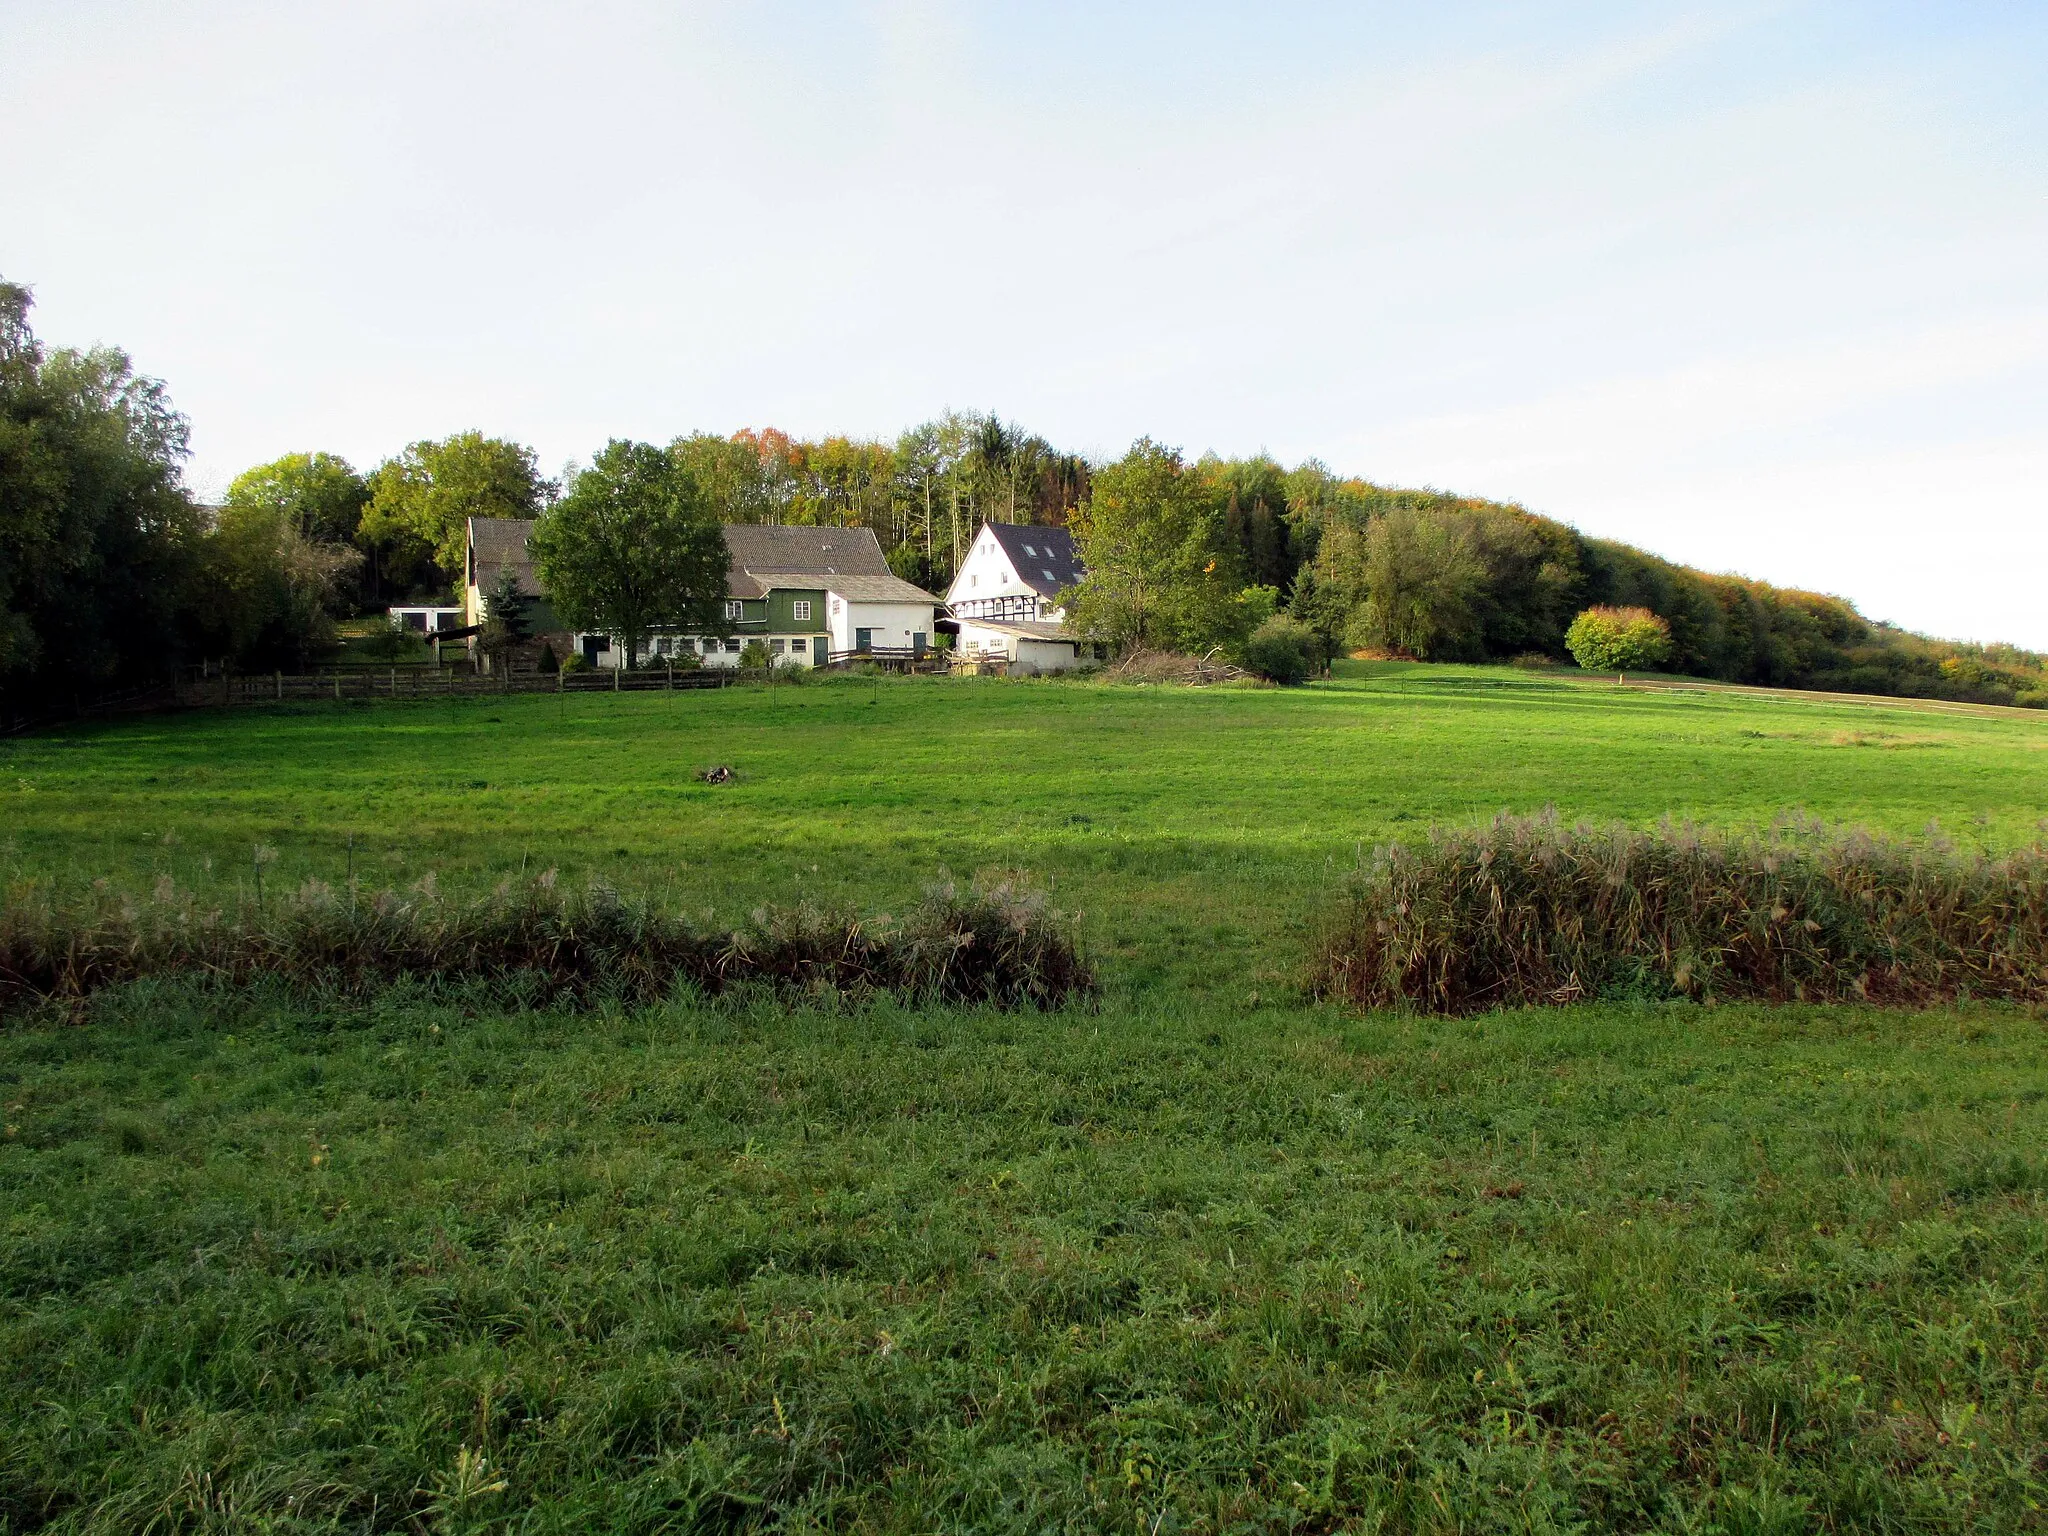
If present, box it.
[4,665,2047,1531]
[5,662,2046,991]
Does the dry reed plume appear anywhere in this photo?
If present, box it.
[0,871,1092,1012]
[1314,812,2048,1013]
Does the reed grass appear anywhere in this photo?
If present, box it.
[1314,812,2048,1013]
[0,871,1092,1013]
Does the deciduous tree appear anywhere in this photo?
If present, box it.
[1350,507,1486,660]
[1066,440,1236,654]
[222,452,369,547]
[359,433,548,592]
[528,440,726,670]
[1565,605,1672,680]
[0,277,202,700]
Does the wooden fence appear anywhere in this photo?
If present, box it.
[172,665,738,707]
[167,652,948,708]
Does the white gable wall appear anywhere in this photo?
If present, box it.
[945,531,1020,610]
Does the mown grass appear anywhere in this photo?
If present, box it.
[4,987,2045,1532]
[3,666,2047,1531]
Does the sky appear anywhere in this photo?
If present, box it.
[5,0,2045,646]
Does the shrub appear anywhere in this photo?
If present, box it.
[354,622,427,664]
[1565,606,1671,677]
[1239,615,1315,684]
[1312,813,2048,1013]
[0,873,1093,1013]
[738,640,772,669]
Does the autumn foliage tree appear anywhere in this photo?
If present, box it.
[1566,606,1673,680]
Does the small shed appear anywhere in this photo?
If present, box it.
[954,617,1083,675]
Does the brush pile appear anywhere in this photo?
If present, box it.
[1101,648,1245,686]
[0,872,1092,1012]
[1313,812,2048,1013]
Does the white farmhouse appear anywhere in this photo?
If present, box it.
[944,521,1087,673]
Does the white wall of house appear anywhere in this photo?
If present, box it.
[388,606,465,633]
[826,596,936,653]
[581,633,830,669]
[1014,637,1080,674]
[946,532,1017,609]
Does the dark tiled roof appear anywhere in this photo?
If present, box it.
[725,525,936,602]
[468,519,938,604]
[726,524,890,575]
[986,522,1084,598]
[806,572,943,604]
[468,517,542,596]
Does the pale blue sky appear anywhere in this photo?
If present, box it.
[6,2,2045,644]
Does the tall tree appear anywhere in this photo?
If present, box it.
[221,451,369,546]
[1065,440,1237,654]
[527,440,727,670]
[192,500,360,670]
[358,432,548,594]
[0,276,202,702]
[1349,507,1487,660]
[671,432,775,524]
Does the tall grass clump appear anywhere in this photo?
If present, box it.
[1314,812,2048,1013]
[0,871,1092,1013]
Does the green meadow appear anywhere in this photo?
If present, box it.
[4,665,2048,1532]
[5,663,2045,990]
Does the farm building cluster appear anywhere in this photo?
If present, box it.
[416,518,1090,674]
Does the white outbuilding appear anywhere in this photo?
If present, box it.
[953,617,1083,675]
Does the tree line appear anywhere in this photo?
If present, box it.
[5,275,2043,710]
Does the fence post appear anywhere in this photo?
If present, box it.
[390,666,397,697]
[333,672,341,701]
[613,664,620,692]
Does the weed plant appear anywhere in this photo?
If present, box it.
[1316,812,2048,1013]
[0,873,1091,1013]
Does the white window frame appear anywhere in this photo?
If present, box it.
[724,599,743,620]
[792,599,812,622]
